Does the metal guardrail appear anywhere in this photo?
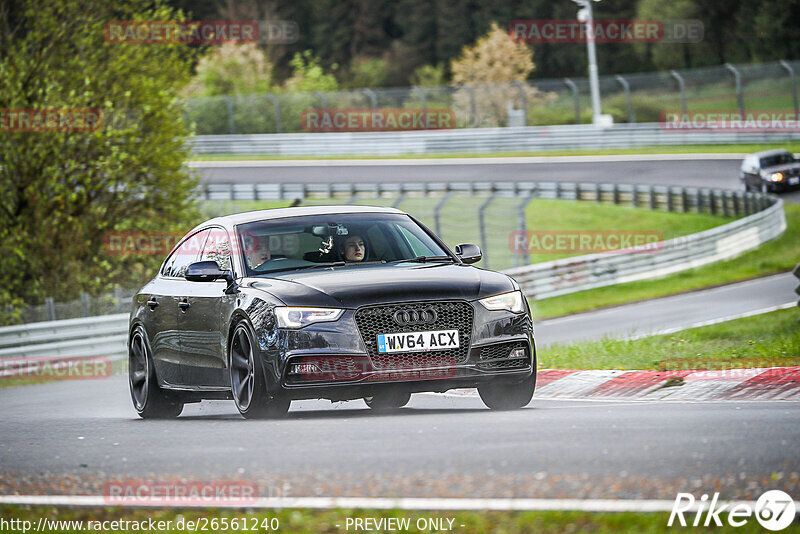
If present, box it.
[0,183,784,364]
[190,123,800,156]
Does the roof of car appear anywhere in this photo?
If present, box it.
[198,205,407,231]
[751,148,793,158]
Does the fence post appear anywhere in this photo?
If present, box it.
[512,81,527,126]
[681,187,689,213]
[780,60,799,121]
[392,192,406,209]
[595,182,602,202]
[362,88,377,109]
[666,188,674,212]
[615,75,635,123]
[463,84,477,127]
[563,78,580,124]
[413,86,426,111]
[515,188,537,268]
[223,96,236,134]
[81,292,90,317]
[631,184,639,207]
[670,70,688,121]
[478,194,496,269]
[45,297,55,321]
[649,186,656,210]
[266,93,282,133]
[434,192,454,237]
[314,91,328,109]
[724,63,745,116]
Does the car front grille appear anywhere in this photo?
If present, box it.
[478,358,530,370]
[354,300,474,370]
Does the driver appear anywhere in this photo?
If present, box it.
[244,233,271,270]
[339,234,366,262]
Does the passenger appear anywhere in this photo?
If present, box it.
[340,234,366,262]
[245,234,271,269]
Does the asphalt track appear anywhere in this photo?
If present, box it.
[1,376,798,500]
[1,155,798,501]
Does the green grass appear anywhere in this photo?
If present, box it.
[538,308,800,371]
[0,506,790,533]
[531,203,800,319]
[189,141,800,160]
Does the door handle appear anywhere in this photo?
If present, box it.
[178,300,191,310]
[146,298,159,310]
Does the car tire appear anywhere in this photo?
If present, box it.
[229,321,290,419]
[364,390,411,411]
[129,325,184,419]
[478,371,536,410]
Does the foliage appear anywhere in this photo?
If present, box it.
[183,42,273,97]
[346,56,389,88]
[0,0,200,322]
[283,50,339,93]
[450,22,549,127]
[411,64,446,87]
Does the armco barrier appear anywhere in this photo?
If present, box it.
[190,123,800,156]
[0,182,785,362]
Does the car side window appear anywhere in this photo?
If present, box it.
[396,225,437,257]
[161,229,208,278]
[200,228,232,272]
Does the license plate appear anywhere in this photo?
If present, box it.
[377,330,459,353]
[790,177,799,185]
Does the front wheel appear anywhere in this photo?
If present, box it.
[364,390,411,411]
[230,321,290,419]
[129,326,183,419]
[478,372,536,410]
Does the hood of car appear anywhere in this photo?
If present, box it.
[762,163,800,175]
[245,263,517,308]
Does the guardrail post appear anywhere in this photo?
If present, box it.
[362,88,377,109]
[45,297,55,321]
[696,189,704,213]
[780,60,799,121]
[709,190,717,215]
[670,71,687,120]
[512,81,528,126]
[478,194,496,269]
[434,192,454,237]
[721,191,730,217]
[793,262,800,312]
[413,86,426,111]
[266,93,282,133]
[732,192,741,216]
[563,78,580,124]
[681,187,689,213]
[223,96,236,134]
[743,192,751,215]
[514,190,537,267]
[81,292,90,317]
[595,183,602,202]
[649,186,656,210]
[631,185,639,207]
[612,184,620,204]
[724,63,745,116]
[666,188,674,212]
[615,75,635,123]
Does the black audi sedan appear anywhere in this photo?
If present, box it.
[128,206,536,418]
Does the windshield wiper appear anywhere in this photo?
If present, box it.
[390,255,455,264]
[264,262,346,274]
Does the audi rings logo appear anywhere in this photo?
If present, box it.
[393,308,438,326]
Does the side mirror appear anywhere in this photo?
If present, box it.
[455,243,482,264]
[185,261,231,282]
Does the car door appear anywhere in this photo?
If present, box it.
[177,227,234,388]
[147,230,206,386]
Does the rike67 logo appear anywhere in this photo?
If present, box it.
[669,490,796,530]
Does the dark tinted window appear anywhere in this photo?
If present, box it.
[161,229,208,278]
[200,228,232,271]
[760,152,794,167]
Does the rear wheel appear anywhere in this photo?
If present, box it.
[129,326,183,419]
[478,372,536,410]
[230,321,290,419]
[364,390,411,411]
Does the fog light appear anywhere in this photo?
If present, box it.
[509,347,526,359]
[290,363,320,375]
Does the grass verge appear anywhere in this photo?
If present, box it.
[0,505,786,533]
[537,308,800,371]
[530,203,799,319]
[189,142,800,161]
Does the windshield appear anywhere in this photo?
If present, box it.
[236,212,451,275]
[760,152,795,167]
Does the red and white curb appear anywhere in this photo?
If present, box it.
[445,367,800,401]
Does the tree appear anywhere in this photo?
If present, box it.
[450,22,549,126]
[0,0,199,321]
[184,42,274,97]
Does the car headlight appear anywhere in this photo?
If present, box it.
[274,307,344,329]
[770,172,785,182]
[478,290,525,313]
